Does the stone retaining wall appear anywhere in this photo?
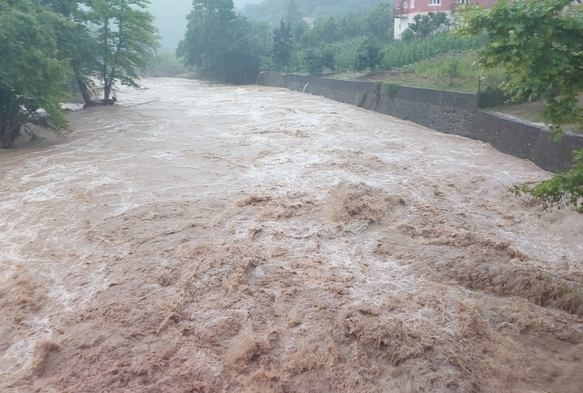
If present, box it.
[257,71,583,173]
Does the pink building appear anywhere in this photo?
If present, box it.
[394,0,497,39]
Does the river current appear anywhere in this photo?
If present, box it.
[1,78,582,392]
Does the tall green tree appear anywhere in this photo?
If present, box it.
[459,0,583,213]
[89,0,158,101]
[302,48,335,76]
[285,0,308,41]
[285,0,302,27]
[364,2,393,40]
[38,0,99,106]
[272,20,293,71]
[0,0,69,148]
[178,0,264,84]
[354,36,382,72]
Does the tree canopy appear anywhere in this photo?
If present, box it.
[0,0,158,148]
[272,20,293,71]
[90,0,159,101]
[458,0,583,213]
[177,0,265,84]
[0,0,70,147]
[403,12,450,40]
[40,0,100,105]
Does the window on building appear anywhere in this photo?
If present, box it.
[458,0,469,3]
[429,0,441,5]
[411,0,415,8]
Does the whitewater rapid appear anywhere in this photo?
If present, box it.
[1,78,582,393]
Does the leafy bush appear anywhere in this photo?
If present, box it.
[327,38,364,71]
[302,48,335,76]
[512,151,583,213]
[442,57,460,86]
[354,36,382,72]
[387,82,399,98]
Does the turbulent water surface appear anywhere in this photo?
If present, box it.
[1,78,583,393]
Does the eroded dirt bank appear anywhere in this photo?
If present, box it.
[1,78,582,393]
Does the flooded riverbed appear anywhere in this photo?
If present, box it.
[1,78,582,392]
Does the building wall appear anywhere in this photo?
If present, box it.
[394,0,497,39]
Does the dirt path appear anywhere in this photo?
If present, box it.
[1,78,582,393]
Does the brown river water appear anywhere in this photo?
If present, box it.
[1,78,582,393]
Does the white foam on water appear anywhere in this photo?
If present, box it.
[1,78,582,391]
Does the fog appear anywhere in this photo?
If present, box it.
[148,0,263,52]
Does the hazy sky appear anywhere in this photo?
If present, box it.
[148,0,262,52]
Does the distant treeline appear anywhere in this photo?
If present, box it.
[170,0,485,84]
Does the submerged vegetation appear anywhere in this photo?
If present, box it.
[0,0,69,148]
[0,0,158,148]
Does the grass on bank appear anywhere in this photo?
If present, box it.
[334,51,504,93]
[333,51,582,133]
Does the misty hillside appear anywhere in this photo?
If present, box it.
[243,0,391,26]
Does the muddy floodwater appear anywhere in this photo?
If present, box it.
[1,78,583,393]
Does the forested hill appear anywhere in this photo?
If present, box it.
[242,0,391,26]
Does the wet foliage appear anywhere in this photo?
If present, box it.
[459,0,583,212]
[177,0,265,84]
[0,0,158,148]
[0,0,69,148]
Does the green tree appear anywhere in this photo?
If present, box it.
[409,12,449,38]
[400,28,415,42]
[302,48,335,76]
[301,16,339,46]
[443,57,460,86]
[285,0,308,41]
[459,0,583,212]
[0,0,69,148]
[337,12,364,41]
[272,19,293,71]
[178,0,265,84]
[89,0,158,102]
[364,2,393,40]
[38,0,100,106]
[220,16,264,84]
[354,36,382,72]
[285,0,302,27]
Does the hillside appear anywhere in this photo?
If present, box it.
[242,0,390,26]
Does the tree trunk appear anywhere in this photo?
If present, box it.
[0,122,8,148]
[104,83,111,101]
[1,120,20,149]
[77,77,94,106]
[98,83,116,106]
[72,63,96,107]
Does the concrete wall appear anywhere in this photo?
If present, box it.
[256,71,583,173]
